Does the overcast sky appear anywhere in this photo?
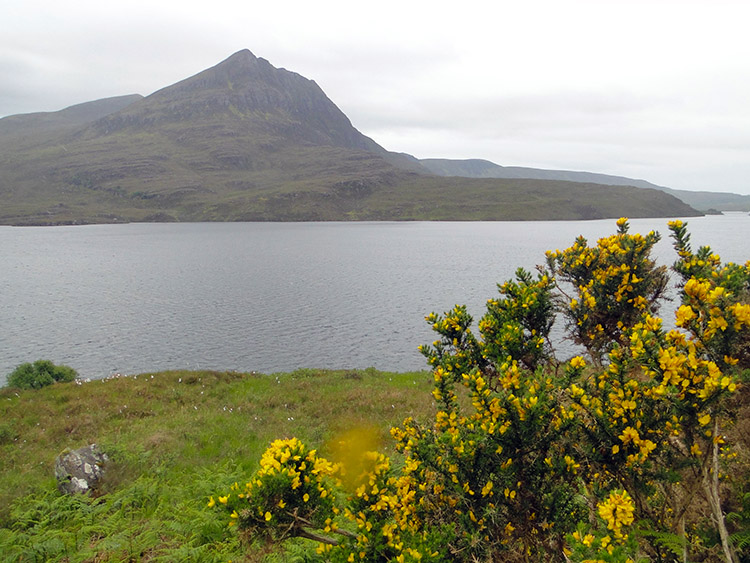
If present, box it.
[2,0,749,194]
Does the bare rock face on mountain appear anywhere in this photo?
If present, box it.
[92,50,384,152]
[54,444,108,495]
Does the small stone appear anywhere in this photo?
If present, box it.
[54,444,108,495]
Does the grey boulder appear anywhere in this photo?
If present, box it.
[54,444,108,495]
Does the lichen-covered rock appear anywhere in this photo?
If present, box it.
[54,444,108,495]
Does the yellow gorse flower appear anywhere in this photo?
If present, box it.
[598,490,635,539]
[569,356,586,369]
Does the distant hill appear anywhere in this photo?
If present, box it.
[420,158,749,212]
[660,188,750,213]
[0,50,699,224]
[419,158,666,189]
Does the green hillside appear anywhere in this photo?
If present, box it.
[421,157,749,212]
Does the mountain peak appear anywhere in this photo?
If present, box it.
[228,48,256,59]
[88,48,388,154]
[148,48,282,98]
[211,48,270,76]
[222,49,260,65]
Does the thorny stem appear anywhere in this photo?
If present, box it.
[295,527,339,546]
[284,510,357,545]
[702,417,738,563]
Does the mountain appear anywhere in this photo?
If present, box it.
[420,158,749,212]
[86,50,425,173]
[0,50,699,224]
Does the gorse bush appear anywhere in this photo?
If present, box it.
[6,360,77,389]
[546,217,669,365]
[213,219,750,563]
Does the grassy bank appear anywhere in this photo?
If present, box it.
[0,368,434,562]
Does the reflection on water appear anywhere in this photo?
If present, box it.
[1,215,748,382]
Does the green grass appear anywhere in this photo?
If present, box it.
[0,368,434,562]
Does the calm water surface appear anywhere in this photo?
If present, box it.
[1,215,749,383]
